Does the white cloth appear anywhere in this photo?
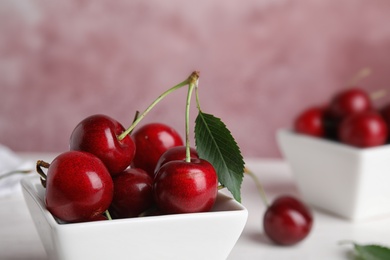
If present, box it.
[0,145,34,197]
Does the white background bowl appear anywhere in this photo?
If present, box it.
[21,175,248,260]
[277,129,390,221]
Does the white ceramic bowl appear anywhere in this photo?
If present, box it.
[21,175,247,260]
[277,129,390,221]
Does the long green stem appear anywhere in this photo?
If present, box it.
[117,73,197,141]
[185,73,199,162]
[244,167,270,207]
[347,67,371,86]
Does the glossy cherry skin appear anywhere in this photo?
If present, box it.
[69,114,136,176]
[263,195,313,246]
[154,158,218,214]
[45,151,114,223]
[327,87,372,120]
[294,106,325,137]
[109,168,154,218]
[339,111,388,148]
[131,123,183,176]
[154,146,199,175]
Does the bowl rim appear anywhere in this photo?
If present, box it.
[278,128,390,154]
[21,174,248,229]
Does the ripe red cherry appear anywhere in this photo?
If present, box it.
[109,168,154,218]
[154,158,218,214]
[44,151,114,223]
[131,123,183,176]
[263,195,313,245]
[294,106,326,137]
[327,87,372,120]
[339,111,388,148]
[154,146,199,175]
[69,114,136,176]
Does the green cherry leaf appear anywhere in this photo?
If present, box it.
[353,243,390,260]
[194,111,245,202]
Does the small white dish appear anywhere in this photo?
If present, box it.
[21,175,248,260]
[277,129,390,221]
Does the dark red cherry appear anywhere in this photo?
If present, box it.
[154,158,218,214]
[154,146,199,175]
[131,123,183,176]
[263,195,313,245]
[327,87,372,120]
[294,106,326,137]
[109,168,154,218]
[44,151,114,223]
[339,111,388,148]
[70,114,135,176]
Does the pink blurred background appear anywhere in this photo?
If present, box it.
[1,0,390,158]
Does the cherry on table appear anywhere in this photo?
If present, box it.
[40,151,114,223]
[69,114,136,176]
[263,195,313,246]
[154,158,218,214]
[244,169,313,246]
[131,123,183,176]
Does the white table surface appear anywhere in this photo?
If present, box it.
[1,153,390,260]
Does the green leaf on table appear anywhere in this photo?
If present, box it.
[353,243,390,260]
[194,111,245,202]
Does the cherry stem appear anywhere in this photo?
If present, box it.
[347,67,372,86]
[36,160,50,188]
[0,169,32,180]
[370,89,387,101]
[217,184,225,190]
[128,110,140,135]
[117,72,199,141]
[185,72,200,162]
[244,167,270,207]
[36,160,49,180]
[104,210,112,220]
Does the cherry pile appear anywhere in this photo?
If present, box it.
[245,169,313,246]
[35,72,221,223]
[294,87,390,148]
[38,118,214,223]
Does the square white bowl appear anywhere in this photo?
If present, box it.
[277,129,390,221]
[21,175,247,260]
